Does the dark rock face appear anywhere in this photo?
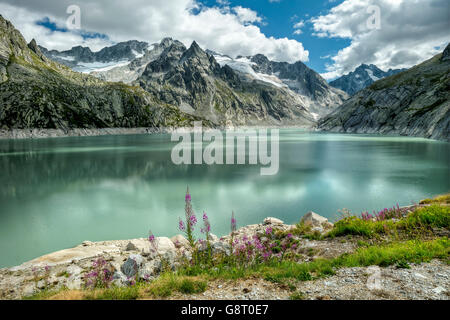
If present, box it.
[329,64,406,96]
[248,54,348,115]
[319,50,450,141]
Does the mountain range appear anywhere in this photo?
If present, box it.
[38,40,149,73]
[329,64,406,96]
[0,14,448,140]
[39,38,348,120]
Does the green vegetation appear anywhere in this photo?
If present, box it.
[289,291,306,300]
[328,204,449,238]
[84,285,141,300]
[175,238,448,283]
[24,237,449,300]
[23,287,68,300]
[145,274,207,297]
[420,194,450,205]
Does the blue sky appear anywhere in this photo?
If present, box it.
[198,0,351,73]
[1,0,447,79]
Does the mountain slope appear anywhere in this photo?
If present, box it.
[248,54,348,115]
[0,15,198,130]
[135,41,316,126]
[319,45,450,141]
[198,52,348,118]
[329,64,406,96]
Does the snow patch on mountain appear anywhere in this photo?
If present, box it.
[213,54,287,88]
[365,69,380,81]
[74,60,131,73]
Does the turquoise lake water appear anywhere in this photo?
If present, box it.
[0,130,449,268]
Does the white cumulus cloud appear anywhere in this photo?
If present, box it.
[311,0,449,80]
[0,0,309,63]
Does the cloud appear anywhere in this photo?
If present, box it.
[0,0,308,63]
[233,6,262,24]
[293,20,304,35]
[311,0,449,79]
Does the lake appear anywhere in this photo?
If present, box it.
[0,130,449,268]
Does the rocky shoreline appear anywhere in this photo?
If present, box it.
[1,209,448,300]
[0,128,166,140]
[0,125,313,140]
[0,213,336,299]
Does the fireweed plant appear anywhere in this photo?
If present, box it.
[174,188,300,273]
[179,187,197,249]
[360,203,417,221]
[83,257,115,289]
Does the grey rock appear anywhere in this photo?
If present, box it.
[112,271,128,287]
[263,217,284,225]
[125,242,138,251]
[121,254,145,278]
[301,211,329,227]
[211,241,231,255]
[170,234,190,249]
[208,233,219,242]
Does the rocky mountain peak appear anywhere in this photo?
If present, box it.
[27,39,44,59]
[251,54,270,65]
[160,37,175,46]
[0,14,34,69]
[180,41,208,62]
[330,63,406,96]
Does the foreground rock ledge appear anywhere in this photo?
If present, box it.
[0,211,448,300]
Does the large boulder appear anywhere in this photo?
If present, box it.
[155,237,176,254]
[141,237,176,256]
[301,211,332,228]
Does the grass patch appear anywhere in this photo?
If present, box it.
[84,285,141,300]
[144,274,208,298]
[56,271,70,278]
[23,287,67,300]
[328,204,449,238]
[420,194,450,205]
[400,205,450,229]
[289,291,306,300]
